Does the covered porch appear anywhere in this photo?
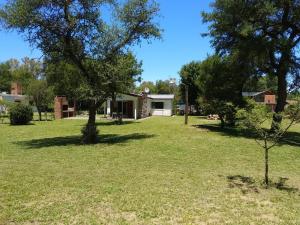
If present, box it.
[106,94,139,120]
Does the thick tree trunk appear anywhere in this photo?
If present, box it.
[275,72,287,113]
[265,147,269,187]
[271,71,287,131]
[81,100,98,144]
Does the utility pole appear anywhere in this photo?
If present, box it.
[185,84,189,125]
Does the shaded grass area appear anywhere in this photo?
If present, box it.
[0,116,300,224]
[194,123,300,147]
[16,133,155,149]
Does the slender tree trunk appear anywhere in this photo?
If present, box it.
[265,147,269,187]
[38,109,42,121]
[81,100,98,144]
[111,93,117,118]
[220,115,225,128]
[185,85,189,125]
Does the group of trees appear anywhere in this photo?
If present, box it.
[179,0,300,125]
[177,0,300,186]
[0,58,54,121]
[136,79,178,95]
[0,0,161,143]
[0,0,299,184]
[202,0,300,125]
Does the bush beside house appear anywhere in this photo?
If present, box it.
[9,103,33,125]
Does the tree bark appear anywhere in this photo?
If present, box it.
[185,85,189,125]
[38,108,42,121]
[275,72,287,113]
[81,100,98,144]
[271,69,288,131]
[265,147,269,187]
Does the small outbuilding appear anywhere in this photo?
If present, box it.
[54,96,76,119]
[242,90,277,111]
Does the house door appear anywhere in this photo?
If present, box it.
[127,101,134,118]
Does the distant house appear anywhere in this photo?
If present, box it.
[242,90,276,111]
[0,92,26,103]
[105,93,175,120]
[0,82,26,113]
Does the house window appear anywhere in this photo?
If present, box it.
[151,102,164,109]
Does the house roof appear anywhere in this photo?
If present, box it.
[147,94,175,100]
[242,90,274,97]
[114,93,175,100]
[0,93,26,102]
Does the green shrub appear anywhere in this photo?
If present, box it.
[9,103,33,125]
[202,100,237,127]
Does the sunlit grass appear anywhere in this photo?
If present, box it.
[0,116,299,224]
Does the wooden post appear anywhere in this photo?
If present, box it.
[185,84,189,125]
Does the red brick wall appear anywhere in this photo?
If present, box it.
[11,82,23,95]
[54,97,64,120]
[264,95,276,104]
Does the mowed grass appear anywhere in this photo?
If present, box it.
[0,116,300,225]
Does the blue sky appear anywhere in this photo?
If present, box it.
[0,0,214,83]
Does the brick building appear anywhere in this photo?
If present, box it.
[54,96,76,119]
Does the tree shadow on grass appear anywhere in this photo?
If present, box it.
[95,121,139,126]
[227,175,260,194]
[73,121,139,127]
[227,175,299,194]
[15,133,155,149]
[194,124,300,148]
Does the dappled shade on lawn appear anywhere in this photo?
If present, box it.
[227,175,299,194]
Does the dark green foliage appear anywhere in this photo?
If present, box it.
[179,61,203,106]
[0,0,161,144]
[203,100,237,128]
[9,103,33,125]
[136,79,178,95]
[45,60,83,99]
[195,55,245,125]
[135,81,157,94]
[26,79,54,121]
[155,80,173,94]
[200,55,245,107]
[0,62,13,93]
[202,0,300,114]
[243,75,278,93]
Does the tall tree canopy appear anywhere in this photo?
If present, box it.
[0,62,12,93]
[200,55,245,106]
[0,58,43,94]
[26,79,54,121]
[179,61,203,107]
[0,0,161,143]
[135,81,157,94]
[203,0,300,116]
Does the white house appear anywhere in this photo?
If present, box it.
[0,92,26,103]
[105,93,174,120]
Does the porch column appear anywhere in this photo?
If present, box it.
[107,100,111,116]
[134,100,137,120]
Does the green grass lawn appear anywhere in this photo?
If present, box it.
[0,116,300,225]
